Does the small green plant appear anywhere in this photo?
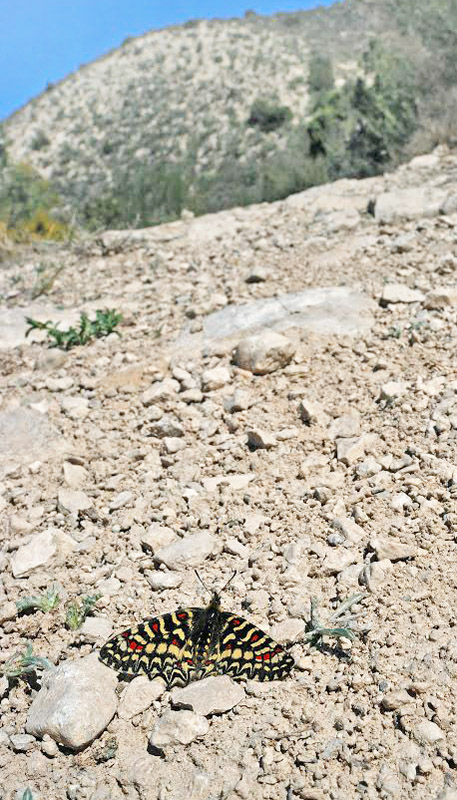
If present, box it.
[25,309,122,350]
[2,643,53,680]
[304,594,364,649]
[247,98,292,132]
[65,594,101,631]
[21,790,34,800]
[16,586,60,615]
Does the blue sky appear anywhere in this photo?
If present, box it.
[0,0,335,120]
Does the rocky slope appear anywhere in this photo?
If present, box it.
[0,146,457,799]
[1,0,411,222]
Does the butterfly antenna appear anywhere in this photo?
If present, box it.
[194,570,209,594]
[221,570,237,594]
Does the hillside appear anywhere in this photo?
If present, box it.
[0,145,457,798]
[1,0,456,233]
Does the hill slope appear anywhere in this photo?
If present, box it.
[2,0,457,231]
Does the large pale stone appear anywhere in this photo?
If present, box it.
[171,675,245,716]
[26,654,118,750]
[154,531,216,569]
[234,331,295,374]
[149,710,209,748]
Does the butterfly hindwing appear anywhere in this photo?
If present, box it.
[99,607,197,686]
[214,612,294,682]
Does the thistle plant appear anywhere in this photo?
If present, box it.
[65,593,101,631]
[304,593,365,648]
[25,309,122,350]
[2,643,53,681]
[16,586,60,614]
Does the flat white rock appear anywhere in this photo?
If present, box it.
[11,528,74,578]
[149,709,209,747]
[26,653,118,750]
[171,675,245,716]
[154,531,216,569]
[119,676,166,720]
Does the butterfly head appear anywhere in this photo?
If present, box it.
[195,570,236,608]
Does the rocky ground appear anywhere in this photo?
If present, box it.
[1,146,457,799]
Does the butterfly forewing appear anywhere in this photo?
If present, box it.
[215,612,294,681]
[99,607,198,686]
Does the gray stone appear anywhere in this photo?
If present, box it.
[162,437,186,454]
[63,462,88,489]
[171,675,245,716]
[201,366,231,391]
[0,600,17,623]
[154,531,216,569]
[299,398,328,426]
[336,434,377,465]
[234,331,295,375]
[146,570,183,590]
[141,523,176,553]
[201,287,375,341]
[374,187,448,224]
[224,389,252,413]
[26,653,118,750]
[0,407,68,478]
[11,529,74,578]
[269,618,304,644]
[381,284,425,305]
[150,415,184,438]
[424,288,457,309]
[118,676,165,720]
[141,379,179,405]
[109,491,134,511]
[58,488,92,515]
[329,412,361,440]
[371,537,417,562]
[247,429,277,450]
[9,733,36,752]
[411,720,445,745]
[381,381,409,401]
[80,616,113,643]
[331,517,365,545]
[46,376,74,392]
[61,396,90,420]
[381,690,413,711]
[149,709,209,748]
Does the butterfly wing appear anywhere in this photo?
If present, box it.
[99,607,198,687]
[214,612,295,682]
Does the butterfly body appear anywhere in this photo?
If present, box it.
[99,592,294,687]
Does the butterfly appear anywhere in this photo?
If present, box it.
[99,586,295,688]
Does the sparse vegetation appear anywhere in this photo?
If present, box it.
[65,594,101,630]
[16,586,60,615]
[25,309,123,349]
[2,643,53,681]
[304,594,365,650]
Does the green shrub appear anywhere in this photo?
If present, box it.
[247,98,292,132]
[308,52,334,95]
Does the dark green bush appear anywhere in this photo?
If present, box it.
[247,98,292,132]
[308,52,334,95]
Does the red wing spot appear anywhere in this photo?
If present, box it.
[177,612,188,620]
[205,660,214,666]
[225,643,233,651]
[171,638,179,646]
[129,641,144,651]
[274,646,283,654]
[263,652,271,661]
[251,633,260,642]
[186,659,194,665]
[232,619,241,626]
[151,622,159,632]
[255,655,263,661]
[122,631,130,639]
